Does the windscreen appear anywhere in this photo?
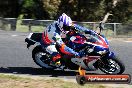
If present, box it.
[85,33,102,43]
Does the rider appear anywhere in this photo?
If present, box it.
[41,13,94,66]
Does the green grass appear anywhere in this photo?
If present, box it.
[16,20,45,32]
[0,74,31,81]
[0,74,107,88]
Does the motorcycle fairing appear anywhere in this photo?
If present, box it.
[102,51,115,60]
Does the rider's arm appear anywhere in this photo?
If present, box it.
[53,33,79,56]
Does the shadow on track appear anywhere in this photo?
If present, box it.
[0,67,98,77]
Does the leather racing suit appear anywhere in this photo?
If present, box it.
[41,21,93,63]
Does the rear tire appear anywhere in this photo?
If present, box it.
[32,46,56,70]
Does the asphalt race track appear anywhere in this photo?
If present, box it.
[0,30,132,82]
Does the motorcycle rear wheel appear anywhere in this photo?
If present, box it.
[32,46,56,69]
[98,57,125,74]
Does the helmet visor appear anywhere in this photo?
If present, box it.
[63,24,71,31]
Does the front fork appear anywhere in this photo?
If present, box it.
[96,51,116,68]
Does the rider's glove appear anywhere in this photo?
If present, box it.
[74,51,84,58]
[74,52,80,57]
[78,51,84,57]
[85,31,91,34]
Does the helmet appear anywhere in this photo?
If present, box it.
[57,13,72,33]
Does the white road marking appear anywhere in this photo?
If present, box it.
[124,41,132,43]
[11,35,18,37]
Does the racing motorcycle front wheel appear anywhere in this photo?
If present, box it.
[98,57,125,74]
[32,46,56,69]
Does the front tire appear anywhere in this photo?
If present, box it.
[98,57,125,74]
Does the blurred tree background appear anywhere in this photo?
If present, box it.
[0,0,131,23]
[0,0,19,18]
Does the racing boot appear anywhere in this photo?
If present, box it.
[50,54,61,67]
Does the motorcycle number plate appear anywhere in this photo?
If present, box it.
[27,33,33,39]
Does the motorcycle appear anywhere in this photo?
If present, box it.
[25,23,125,74]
